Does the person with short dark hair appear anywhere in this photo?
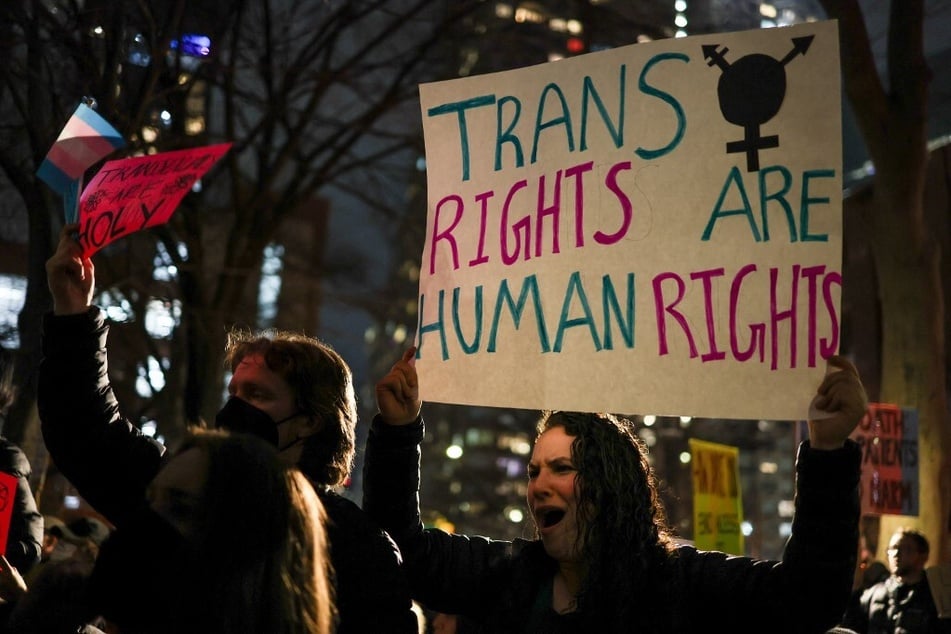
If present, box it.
[842,527,951,633]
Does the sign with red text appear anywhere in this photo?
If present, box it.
[852,403,919,516]
[77,143,232,256]
[415,21,842,419]
[689,439,744,554]
[0,471,18,554]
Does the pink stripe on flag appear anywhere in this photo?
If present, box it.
[46,143,92,180]
[57,117,123,154]
[45,137,121,180]
[58,116,105,142]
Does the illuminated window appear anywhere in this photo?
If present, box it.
[515,7,545,23]
[0,274,26,347]
[185,116,206,135]
[258,243,284,328]
[144,299,182,339]
[153,241,186,281]
[135,355,168,397]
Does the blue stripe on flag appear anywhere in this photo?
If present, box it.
[36,160,74,195]
[74,103,125,147]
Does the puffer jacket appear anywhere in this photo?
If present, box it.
[364,416,861,633]
[845,573,951,634]
[0,437,43,574]
[39,307,419,634]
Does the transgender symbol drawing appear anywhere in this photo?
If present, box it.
[703,35,814,172]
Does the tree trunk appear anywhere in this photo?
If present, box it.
[821,0,951,563]
[870,183,951,564]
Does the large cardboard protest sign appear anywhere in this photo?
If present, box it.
[77,143,232,256]
[415,21,842,419]
[852,403,919,516]
[689,439,744,554]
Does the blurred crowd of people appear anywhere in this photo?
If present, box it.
[0,225,944,633]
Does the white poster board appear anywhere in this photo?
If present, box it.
[415,21,841,420]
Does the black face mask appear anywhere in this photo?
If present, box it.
[214,397,301,449]
[87,506,190,631]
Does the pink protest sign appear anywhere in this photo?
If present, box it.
[852,403,919,516]
[77,143,232,256]
[0,470,18,554]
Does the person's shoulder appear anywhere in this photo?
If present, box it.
[861,577,892,600]
[317,489,371,524]
[0,437,30,475]
[316,490,406,576]
[317,489,396,545]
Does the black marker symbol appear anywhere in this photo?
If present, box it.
[704,35,813,171]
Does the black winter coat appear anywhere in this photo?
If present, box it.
[39,308,418,634]
[363,416,862,634]
[0,437,43,574]
[842,573,951,634]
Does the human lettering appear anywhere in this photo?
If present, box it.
[418,272,635,361]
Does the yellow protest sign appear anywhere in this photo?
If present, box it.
[689,438,744,554]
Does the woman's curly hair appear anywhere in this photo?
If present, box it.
[537,411,677,632]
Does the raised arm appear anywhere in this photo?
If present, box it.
[46,223,94,316]
[677,354,865,632]
[39,225,164,525]
[364,348,524,621]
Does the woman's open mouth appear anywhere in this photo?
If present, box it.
[538,508,566,530]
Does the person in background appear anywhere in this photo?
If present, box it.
[22,515,106,592]
[1,556,101,634]
[89,428,333,633]
[9,429,333,633]
[365,347,867,633]
[0,345,43,576]
[841,527,951,633]
[41,222,417,632]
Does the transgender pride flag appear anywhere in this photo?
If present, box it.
[37,103,125,221]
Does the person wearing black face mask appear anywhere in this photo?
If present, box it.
[84,429,334,633]
[39,223,419,633]
[215,396,304,450]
